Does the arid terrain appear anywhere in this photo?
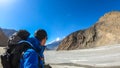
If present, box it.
[1,45,120,68]
[45,44,120,68]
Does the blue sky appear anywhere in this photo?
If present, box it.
[0,0,120,44]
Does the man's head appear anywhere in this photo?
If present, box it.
[34,29,47,45]
[8,30,30,45]
[17,30,30,40]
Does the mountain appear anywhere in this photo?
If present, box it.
[0,28,16,47]
[2,29,17,37]
[57,11,120,50]
[0,28,8,46]
[46,40,62,50]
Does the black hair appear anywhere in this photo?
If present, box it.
[17,30,30,40]
[34,29,47,41]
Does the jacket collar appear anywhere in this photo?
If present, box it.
[27,37,41,52]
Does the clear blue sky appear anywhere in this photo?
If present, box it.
[0,0,120,44]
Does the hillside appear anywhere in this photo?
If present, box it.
[46,40,62,50]
[0,28,8,46]
[2,29,16,37]
[57,11,120,50]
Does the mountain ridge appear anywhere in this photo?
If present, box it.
[57,11,120,50]
[2,28,17,37]
[46,40,62,50]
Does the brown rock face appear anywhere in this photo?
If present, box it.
[57,11,120,50]
[0,28,8,46]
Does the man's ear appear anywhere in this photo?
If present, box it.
[41,38,46,46]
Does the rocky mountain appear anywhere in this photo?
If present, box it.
[0,28,8,46]
[57,11,120,50]
[46,40,62,50]
[2,29,16,37]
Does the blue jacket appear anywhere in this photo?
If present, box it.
[20,37,46,68]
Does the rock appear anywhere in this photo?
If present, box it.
[57,11,120,50]
[44,64,52,68]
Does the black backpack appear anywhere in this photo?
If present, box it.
[1,41,35,68]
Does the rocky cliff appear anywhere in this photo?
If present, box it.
[0,28,8,46]
[57,11,120,50]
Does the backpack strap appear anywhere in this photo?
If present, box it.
[18,40,32,46]
[20,40,40,53]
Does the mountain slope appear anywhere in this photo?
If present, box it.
[0,28,8,46]
[2,29,16,37]
[57,11,120,50]
[46,40,62,50]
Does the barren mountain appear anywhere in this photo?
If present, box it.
[2,29,16,37]
[57,11,120,50]
[46,40,62,50]
[0,28,8,46]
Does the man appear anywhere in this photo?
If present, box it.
[1,30,30,68]
[20,29,47,68]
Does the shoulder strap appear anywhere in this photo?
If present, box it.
[18,40,32,46]
[18,40,40,52]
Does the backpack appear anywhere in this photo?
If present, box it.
[1,31,52,68]
[1,41,35,68]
